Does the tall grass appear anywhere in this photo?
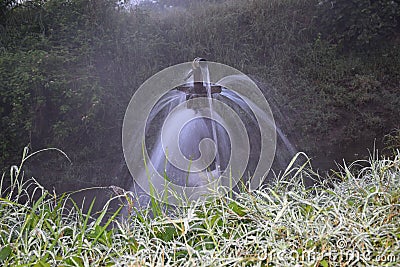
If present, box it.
[1,148,399,266]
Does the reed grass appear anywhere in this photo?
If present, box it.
[0,148,399,266]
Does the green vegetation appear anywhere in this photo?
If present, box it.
[1,1,399,264]
[318,0,400,50]
[1,0,399,187]
[0,148,399,266]
[0,0,400,267]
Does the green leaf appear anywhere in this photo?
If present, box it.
[306,240,315,248]
[65,256,84,267]
[210,212,223,227]
[320,259,329,267]
[78,197,96,253]
[125,236,140,253]
[155,226,178,242]
[0,245,11,261]
[34,260,51,267]
[91,206,122,247]
[228,201,247,216]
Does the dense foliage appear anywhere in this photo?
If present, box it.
[318,0,400,50]
[0,149,399,265]
[1,0,399,188]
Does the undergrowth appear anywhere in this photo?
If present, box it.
[0,148,399,266]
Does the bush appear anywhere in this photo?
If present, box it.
[317,0,400,50]
[385,128,400,154]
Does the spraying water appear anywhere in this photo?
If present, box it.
[124,58,296,210]
[200,62,221,174]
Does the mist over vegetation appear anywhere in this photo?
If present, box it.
[1,0,399,189]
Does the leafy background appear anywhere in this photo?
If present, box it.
[1,0,399,191]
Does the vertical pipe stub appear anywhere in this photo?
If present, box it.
[177,58,221,97]
[192,57,207,69]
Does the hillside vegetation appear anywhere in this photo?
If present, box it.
[1,0,399,188]
[1,1,400,265]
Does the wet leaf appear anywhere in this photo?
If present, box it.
[0,245,11,261]
[320,259,328,267]
[34,260,51,267]
[65,256,84,267]
[155,226,178,242]
[229,202,247,216]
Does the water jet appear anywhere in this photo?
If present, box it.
[122,58,295,209]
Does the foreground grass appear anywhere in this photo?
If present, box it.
[0,150,399,266]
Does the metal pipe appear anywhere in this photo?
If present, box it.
[177,58,222,97]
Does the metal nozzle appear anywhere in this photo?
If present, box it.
[192,57,207,69]
[177,57,221,102]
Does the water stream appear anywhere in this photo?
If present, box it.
[126,60,297,210]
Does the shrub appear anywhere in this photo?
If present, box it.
[317,0,400,50]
